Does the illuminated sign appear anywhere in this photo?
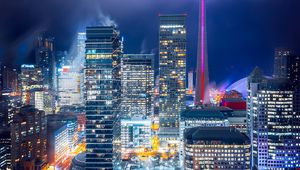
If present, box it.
[160,25,184,28]
[21,64,35,68]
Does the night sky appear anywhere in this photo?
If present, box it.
[1,0,300,85]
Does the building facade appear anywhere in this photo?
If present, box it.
[179,109,229,163]
[11,105,47,169]
[121,54,154,117]
[85,26,122,169]
[35,32,56,114]
[57,66,82,107]
[0,128,11,170]
[273,49,300,89]
[20,64,44,110]
[159,14,186,135]
[120,117,151,159]
[77,32,86,105]
[247,67,300,169]
[184,127,250,170]
[47,123,69,168]
[47,113,78,149]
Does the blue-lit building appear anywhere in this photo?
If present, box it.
[47,113,78,149]
[248,67,300,169]
[85,26,122,169]
[47,122,69,168]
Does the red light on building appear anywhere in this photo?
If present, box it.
[221,99,246,110]
[62,66,70,73]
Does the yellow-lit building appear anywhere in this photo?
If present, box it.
[184,127,250,170]
[121,54,154,117]
[158,14,186,147]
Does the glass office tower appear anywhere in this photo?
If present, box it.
[85,26,122,169]
[159,15,186,131]
[121,54,154,117]
[247,67,300,169]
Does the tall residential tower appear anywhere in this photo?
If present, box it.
[158,14,186,147]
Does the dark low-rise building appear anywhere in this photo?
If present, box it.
[11,105,47,170]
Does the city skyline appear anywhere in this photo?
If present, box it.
[1,0,300,84]
[1,1,300,169]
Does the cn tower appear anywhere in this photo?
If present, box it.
[195,0,209,106]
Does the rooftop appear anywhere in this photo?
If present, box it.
[222,98,245,102]
[71,152,86,169]
[180,109,225,120]
[184,127,249,145]
[0,128,10,140]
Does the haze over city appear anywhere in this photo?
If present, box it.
[1,0,300,84]
[0,0,300,170]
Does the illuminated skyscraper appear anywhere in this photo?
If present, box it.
[85,26,122,169]
[247,67,300,169]
[195,0,209,105]
[35,32,56,114]
[121,54,154,117]
[159,14,186,132]
[20,64,44,110]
